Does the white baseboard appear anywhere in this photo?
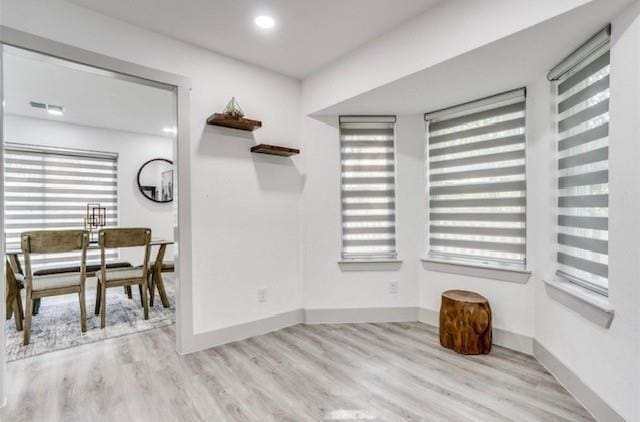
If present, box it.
[179,306,622,421]
[533,340,625,422]
[305,306,419,324]
[417,307,534,355]
[188,306,532,355]
[186,308,305,354]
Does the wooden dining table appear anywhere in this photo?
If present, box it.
[5,239,174,321]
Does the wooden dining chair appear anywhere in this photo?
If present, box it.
[21,230,89,346]
[147,243,173,308]
[95,228,151,329]
[5,258,24,331]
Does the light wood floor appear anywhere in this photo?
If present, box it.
[1,322,594,422]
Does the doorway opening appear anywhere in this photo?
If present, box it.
[0,30,191,381]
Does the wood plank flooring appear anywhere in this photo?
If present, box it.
[0,322,594,422]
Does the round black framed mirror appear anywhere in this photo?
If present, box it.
[137,158,174,203]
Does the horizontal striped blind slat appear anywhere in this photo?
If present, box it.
[558,215,608,230]
[557,99,609,132]
[429,117,525,145]
[558,194,608,208]
[340,117,397,259]
[429,149,525,170]
[429,134,525,157]
[558,147,608,169]
[554,40,610,295]
[559,123,608,151]
[426,90,527,267]
[430,180,525,196]
[430,165,525,182]
[430,212,525,222]
[431,238,525,254]
[430,197,526,208]
[431,225,526,237]
[429,102,525,132]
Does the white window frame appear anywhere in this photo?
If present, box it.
[423,88,528,272]
[339,115,399,261]
[548,25,611,296]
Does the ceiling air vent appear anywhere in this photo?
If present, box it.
[30,101,64,116]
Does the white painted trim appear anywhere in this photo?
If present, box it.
[186,306,532,355]
[305,307,418,324]
[418,307,533,355]
[186,309,305,354]
[338,259,403,271]
[421,258,532,284]
[0,27,190,89]
[544,278,614,329]
[534,340,625,422]
[0,44,5,409]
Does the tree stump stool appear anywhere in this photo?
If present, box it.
[439,290,492,355]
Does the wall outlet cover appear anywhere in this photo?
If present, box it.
[389,281,398,294]
[258,287,267,302]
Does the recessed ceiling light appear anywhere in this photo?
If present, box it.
[254,15,275,29]
[162,127,177,134]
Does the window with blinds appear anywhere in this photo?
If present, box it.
[339,116,397,260]
[424,88,527,268]
[548,26,610,295]
[4,143,119,268]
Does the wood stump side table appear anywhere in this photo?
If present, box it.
[439,290,492,355]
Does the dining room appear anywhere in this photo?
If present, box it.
[2,44,178,361]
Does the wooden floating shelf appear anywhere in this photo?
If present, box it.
[250,144,300,157]
[206,113,262,131]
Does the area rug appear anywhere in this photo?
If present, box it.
[5,276,175,361]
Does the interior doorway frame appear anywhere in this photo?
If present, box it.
[0,26,194,406]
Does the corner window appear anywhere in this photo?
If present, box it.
[548,25,610,296]
[424,89,527,269]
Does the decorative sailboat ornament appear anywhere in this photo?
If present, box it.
[223,97,245,119]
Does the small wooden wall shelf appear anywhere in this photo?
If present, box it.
[206,113,262,131]
[250,144,300,157]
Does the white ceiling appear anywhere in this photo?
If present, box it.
[67,0,440,79]
[3,47,176,137]
[316,0,631,116]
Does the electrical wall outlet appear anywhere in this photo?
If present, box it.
[389,281,398,294]
[258,287,267,302]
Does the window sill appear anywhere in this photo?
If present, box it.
[421,257,531,284]
[338,259,402,272]
[544,278,614,329]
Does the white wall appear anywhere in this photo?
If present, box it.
[301,115,423,311]
[1,0,304,338]
[4,115,174,264]
[533,3,640,420]
[302,0,594,114]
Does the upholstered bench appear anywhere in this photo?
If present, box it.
[33,261,133,277]
[30,262,133,314]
